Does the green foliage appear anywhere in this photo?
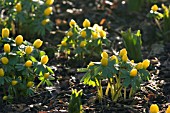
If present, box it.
[127,0,144,12]
[121,28,143,63]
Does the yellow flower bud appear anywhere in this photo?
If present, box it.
[92,32,98,39]
[136,62,143,70]
[2,28,10,38]
[15,3,22,12]
[44,7,53,16]
[69,19,76,27]
[4,44,10,53]
[46,0,54,5]
[83,19,90,28]
[88,62,94,68]
[61,41,67,46]
[12,80,18,86]
[80,41,87,47]
[41,55,49,65]
[3,96,8,100]
[131,60,134,63]
[25,46,33,55]
[150,104,159,113]
[119,48,127,57]
[80,30,86,38]
[130,69,137,77]
[142,59,150,69]
[67,31,73,37]
[25,60,32,67]
[101,51,108,58]
[15,35,23,45]
[101,57,108,66]
[151,4,158,12]
[44,72,50,79]
[0,68,4,77]
[27,81,34,88]
[166,106,170,113]
[110,55,118,63]
[41,19,50,26]
[1,57,9,65]
[122,54,128,62]
[33,39,43,48]
[99,30,106,38]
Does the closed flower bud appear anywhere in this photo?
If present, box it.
[25,60,32,67]
[166,106,170,113]
[69,19,76,27]
[80,41,87,47]
[110,55,118,63]
[151,4,158,12]
[122,54,128,62]
[41,19,50,26]
[25,46,33,55]
[136,62,143,70]
[142,59,150,69]
[92,32,98,39]
[99,30,106,38]
[67,31,73,37]
[33,39,43,48]
[1,57,9,65]
[3,96,8,100]
[150,104,159,113]
[83,19,90,28]
[27,81,34,88]
[41,55,49,64]
[88,62,94,68]
[61,41,67,46]
[119,48,127,57]
[12,80,18,86]
[101,51,108,58]
[80,30,86,38]
[15,35,23,45]
[0,68,4,77]
[101,57,108,66]
[4,44,10,53]
[130,69,137,77]
[46,0,54,5]
[15,3,22,12]
[44,7,53,16]
[44,72,50,79]
[2,28,10,38]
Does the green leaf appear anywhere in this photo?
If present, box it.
[30,56,38,62]
[46,66,54,74]
[77,68,88,72]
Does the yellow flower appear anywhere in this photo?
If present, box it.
[46,0,54,5]
[41,19,50,26]
[0,68,4,77]
[41,55,49,64]
[61,41,67,46]
[151,4,158,12]
[15,35,23,45]
[80,41,87,47]
[69,19,76,27]
[1,57,9,65]
[92,32,98,39]
[2,28,10,38]
[4,44,10,53]
[119,48,127,57]
[88,62,94,68]
[67,31,73,37]
[80,30,86,38]
[3,96,8,100]
[27,81,34,88]
[93,24,103,32]
[150,104,159,113]
[122,54,128,62]
[44,72,50,79]
[166,106,170,113]
[101,57,108,66]
[25,60,32,67]
[83,19,90,28]
[110,55,118,63]
[15,3,22,12]
[33,39,43,48]
[131,60,134,63]
[130,69,137,77]
[44,7,53,16]
[101,51,108,58]
[136,62,143,70]
[12,80,18,86]
[99,30,106,38]
[142,59,150,69]
[25,46,33,55]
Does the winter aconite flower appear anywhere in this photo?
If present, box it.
[92,32,98,39]
[88,62,94,68]
[44,73,50,79]
[130,69,137,77]
[15,35,23,45]
[166,106,170,113]
[3,96,7,100]
[119,48,127,57]
[101,51,108,58]
[136,62,143,70]
[44,7,52,16]
[12,80,18,86]
[150,104,159,113]
[67,31,73,37]
[27,81,34,88]
[99,30,106,38]
[1,57,9,65]
[142,59,150,69]
[41,55,49,65]
[83,19,90,28]
[41,19,50,26]
[4,44,10,53]
[69,19,76,27]
[25,46,33,55]
[46,0,54,5]
[101,57,108,66]
[15,3,22,12]
[110,55,118,63]
[80,41,87,47]
[80,30,86,38]
[0,68,4,77]
[61,41,67,46]
[122,54,128,62]
[33,39,43,49]
[151,4,158,12]
[25,60,32,67]
[2,28,9,38]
